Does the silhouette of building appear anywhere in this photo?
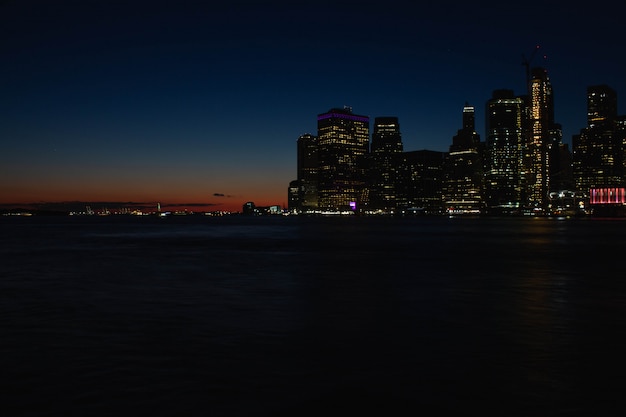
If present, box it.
[548,142,574,192]
[242,201,256,215]
[573,85,623,206]
[368,117,403,212]
[588,84,618,125]
[296,133,318,212]
[317,107,370,211]
[443,103,484,214]
[396,150,446,214]
[485,90,526,214]
[287,179,299,212]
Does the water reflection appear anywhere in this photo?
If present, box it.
[3,216,626,415]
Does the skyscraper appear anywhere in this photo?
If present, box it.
[485,90,525,214]
[368,116,403,212]
[317,107,370,211]
[573,85,622,201]
[443,103,484,214]
[527,67,561,211]
[296,133,318,211]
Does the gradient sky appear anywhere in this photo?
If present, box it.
[2,0,625,212]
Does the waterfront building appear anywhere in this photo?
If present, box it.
[317,107,370,211]
[287,179,299,212]
[368,117,403,212]
[396,150,446,214]
[485,90,526,214]
[443,103,484,214]
[527,67,562,211]
[573,85,623,206]
[242,201,256,215]
[296,133,319,211]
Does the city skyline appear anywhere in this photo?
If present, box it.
[2,1,625,212]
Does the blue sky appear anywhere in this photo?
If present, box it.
[1,0,625,210]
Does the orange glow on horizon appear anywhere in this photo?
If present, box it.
[2,161,290,212]
[1,186,288,213]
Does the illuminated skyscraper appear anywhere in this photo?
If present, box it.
[573,85,623,200]
[317,107,370,211]
[443,103,484,214]
[485,90,525,213]
[368,116,403,212]
[527,67,561,211]
[296,133,318,211]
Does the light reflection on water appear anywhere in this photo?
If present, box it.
[1,216,625,416]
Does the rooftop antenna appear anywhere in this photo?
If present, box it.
[522,45,541,85]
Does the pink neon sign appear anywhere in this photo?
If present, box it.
[590,187,626,204]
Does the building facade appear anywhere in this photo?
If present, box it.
[573,85,623,204]
[368,117,403,212]
[317,107,370,211]
[526,68,559,211]
[485,90,526,214]
[296,133,319,211]
[443,103,484,214]
[396,150,446,214]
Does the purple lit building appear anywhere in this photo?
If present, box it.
[316,107,370,211]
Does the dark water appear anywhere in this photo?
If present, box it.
[2,215,626,416]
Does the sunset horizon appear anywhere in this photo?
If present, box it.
[3,2,623,214]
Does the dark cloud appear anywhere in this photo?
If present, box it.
[213,193,225,197]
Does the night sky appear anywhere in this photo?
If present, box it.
[2,0,625,212]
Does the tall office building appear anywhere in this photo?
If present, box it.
[527,67,561,211]
[573,85,622,199]
[317,107,370,211]
[443,103,484,214]
[296,133,318,211]
[485,90,526,213]
[368,117,403,212]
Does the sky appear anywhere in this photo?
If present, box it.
[2,0,625,212]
